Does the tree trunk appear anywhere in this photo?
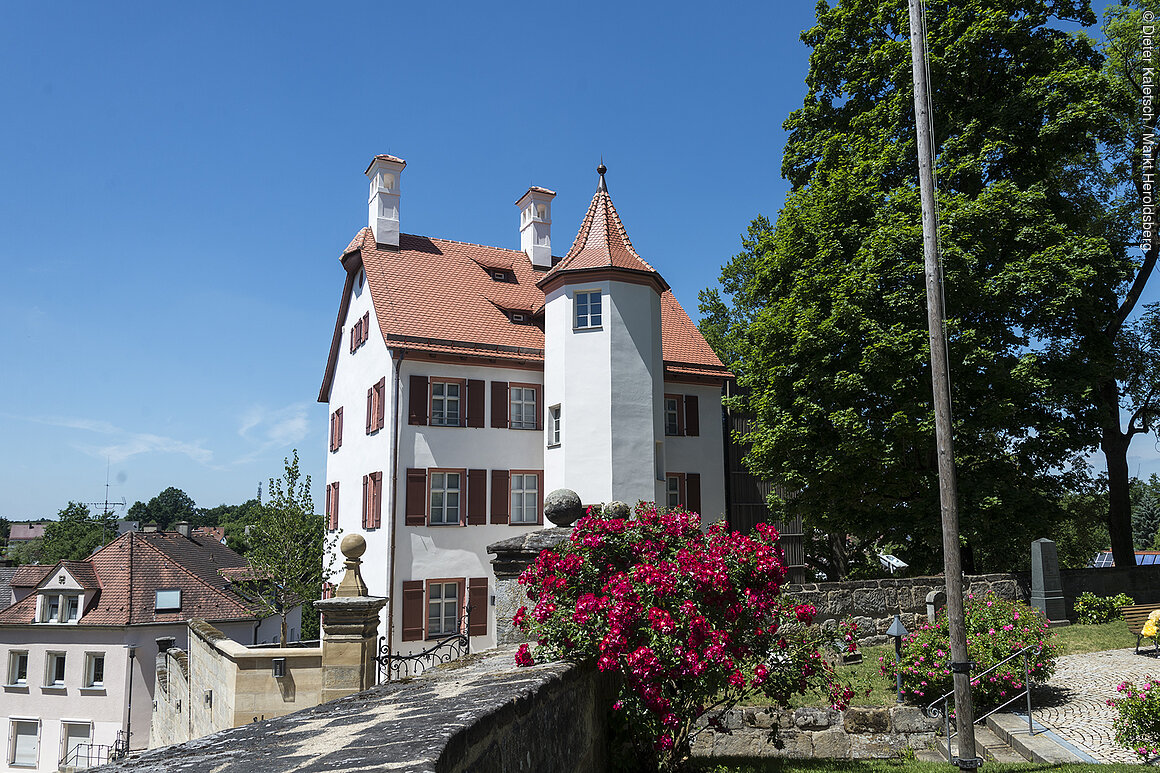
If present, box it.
[279,610,288,647]
[1101,379,1136,568]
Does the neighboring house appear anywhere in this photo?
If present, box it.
[0,529,296,772]
[0,570,15,613]
[319,156,731,659]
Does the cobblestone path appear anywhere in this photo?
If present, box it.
[1031,648,1159,764]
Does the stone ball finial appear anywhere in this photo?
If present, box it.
[340,533,367,559]
[605,501,631,519]
[544,489,583,526]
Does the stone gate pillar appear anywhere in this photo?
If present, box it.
[314,534,388,702]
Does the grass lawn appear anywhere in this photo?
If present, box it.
[692,759,1142,773]
[741,620,1136,709]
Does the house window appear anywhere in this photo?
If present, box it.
[366,377,386,434]
[155,589,181,612]
[431,381,462,426]
[511,312,528,324]
[329,407,343,451]
[575,290,602,329]
[65,595,79,622]
[45,652,66,687]
[430,471,462,525]
[509,386,538,430]
[362,472,383,529]
[548,405,561,446]
[350,312,370,353]
[666,474,684,509]
[45,595,58,622]
[511,473,539,524]
[40,593,80,623]
[9,719,38,767]
[664,396,682,436]
[84,653,105,688]
[326,482,340,531]
[427,581,461,637]
[7,651,27,686]
[61,723,91,767]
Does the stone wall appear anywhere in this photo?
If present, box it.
[692,706,939,760]
[94,647,610,773]
[150,620,322,749]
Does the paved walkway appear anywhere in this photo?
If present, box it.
[1031,647,1160,764]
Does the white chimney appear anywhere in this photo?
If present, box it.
[365,155,406,248]
[516,186,556,268]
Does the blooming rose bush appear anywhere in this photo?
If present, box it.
[880,592,1057,710]
[513,503,848,772]
[1110,679,1160,760]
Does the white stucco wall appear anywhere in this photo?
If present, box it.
[662,381,727,524]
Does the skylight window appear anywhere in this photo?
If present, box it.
[155,589,181,612]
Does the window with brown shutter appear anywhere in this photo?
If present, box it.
[490,469,509,524]
[336,407,343,448]
[508,383,542,430]
[466,380,485,428]
[408,375,429,425]
[369,472,383,528]
[405,468,427,526]
[429,378,466,427]
[366,387,374,434]
[684,395,700,437]
[687,473,702,515]
[361,312,370,346]
[361,474,369,528]
[401,580,425,641]
[490,381,508,428]
[350,323,358,354]
[373,377,386,431]
[468,578,488,636]
[467,469,487,525]
[326,482,339,531]
[664,394,684,436]
[330,408,344,451]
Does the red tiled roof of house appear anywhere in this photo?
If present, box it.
[58,561,100,589]
[9,565,53,587]
[318,183,728,398]
[9,523,47,541]
[193,526,226,544]
[0,531,261,626]
[540,182,666,287]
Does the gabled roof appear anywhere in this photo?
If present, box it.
[317,171,729,401]
[9,523,46,541]
[0,531,262,626]
[539,171,668,293]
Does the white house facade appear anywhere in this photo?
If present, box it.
[319,156,731,658]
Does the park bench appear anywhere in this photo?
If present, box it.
[1121,604,1160,655]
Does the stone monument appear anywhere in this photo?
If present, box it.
[1030,537,1069,627]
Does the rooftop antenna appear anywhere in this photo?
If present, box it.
[79,460,126,516]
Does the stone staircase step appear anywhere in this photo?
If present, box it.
[930,724,1027,765]
[986,713,1088,764]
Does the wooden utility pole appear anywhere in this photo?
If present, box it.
[906,0,979,767]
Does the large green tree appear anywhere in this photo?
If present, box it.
[127,486,199,531]
[235,451,336,643]
[700,0,1132,574]
[40,503,118,563]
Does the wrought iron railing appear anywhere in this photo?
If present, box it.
[925,643,1042,765]
[60,731,128,769]
[375,605,472,683]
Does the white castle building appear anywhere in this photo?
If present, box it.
[318,156,731,655]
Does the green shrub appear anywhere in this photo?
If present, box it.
[879,592,1057,710]
[1073,592,1134,625]
[1111,679,1160,759]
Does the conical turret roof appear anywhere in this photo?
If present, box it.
[538,165,668,292]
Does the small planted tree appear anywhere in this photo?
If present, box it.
[513,503,848,772]
[237,451,337,643]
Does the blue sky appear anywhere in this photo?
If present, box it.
[0,1,1146,521]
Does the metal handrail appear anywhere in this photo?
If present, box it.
[925,642,1043,763]
[375,604,473,683]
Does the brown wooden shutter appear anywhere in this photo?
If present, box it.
[371,472,383,528]
[336,407,343,448]
[537,471,545,525]
[405,468,427,526]
[535,386,543,430]
[466,380,485,428]
[362,312,370,345]
[686,473,701,515]
[331,482,340,530]
[401,580,425,641]
[325,483,333,529]
[491,381,508,428]
[362,475,369,528]
[685,395,700,437]
[375,378,387,431]
[366,387,374,434]
[467,469,487,525]
[409,375,429,425]
[468,578,488,636]
[490,469,509,524]
[329,412,335,451]
[350,325,357,354]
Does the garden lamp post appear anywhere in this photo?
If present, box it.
[887,614,908,704]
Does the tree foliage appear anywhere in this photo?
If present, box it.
[236,451,336,643]
[127,486,199,531]
[700,0,1133,574]
[40,503,118,563]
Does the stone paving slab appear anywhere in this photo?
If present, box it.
[1031,647,1160,764]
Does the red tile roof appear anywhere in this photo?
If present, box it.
[319,183,728,399]
[0,531,262,626]
[8,523,46,541]
[9,565,53,588]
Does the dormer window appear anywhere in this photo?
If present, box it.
[492,270,510,282]
[511,312,528,324]
[40,592,81,623]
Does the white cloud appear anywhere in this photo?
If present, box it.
[233,403,311,464]
[9,413,215,466]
